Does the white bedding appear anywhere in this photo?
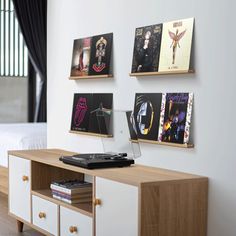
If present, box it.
[0,123,47,167]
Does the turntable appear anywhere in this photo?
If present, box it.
[59,153,134,169]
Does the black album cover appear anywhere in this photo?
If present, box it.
[88,33,113,75]
[70,37,91,76]
[88,93,113,135]
[70,94,93,132]
[126,111,138,140]
[158,93,193,144]
[131,24,162,73]
[133,93,162,141]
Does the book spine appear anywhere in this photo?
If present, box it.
[50,184,71,194]
[52,194,91,204]
[51,189,73,197]
[52,191,73,200]
[52,190,92,200]
[51,184,92,194]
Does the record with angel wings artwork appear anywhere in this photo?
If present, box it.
[158,18,194,72]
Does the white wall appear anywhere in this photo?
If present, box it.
[47,0,236,235]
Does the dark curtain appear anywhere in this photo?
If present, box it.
[12,0,47,122]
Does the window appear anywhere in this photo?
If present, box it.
[0,0,28,77]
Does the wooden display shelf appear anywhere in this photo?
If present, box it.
[129,69,194,77]
[31,189,93,217]
[69,74,113,80]
[131,139,194,148]
[69,130,113,138]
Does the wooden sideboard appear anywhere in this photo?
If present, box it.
[8,149,208,236]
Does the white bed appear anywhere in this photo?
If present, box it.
[0,122,47,194]
[0,122,47,167]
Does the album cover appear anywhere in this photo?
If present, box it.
[131,24,163,73]
[70,37,91,76]
[88,33,113,75]
[133,93,162,141]
[70,94,93,132]
[158,18,194,72]
[126,111,138,140]
[88,93,113,135]
[158,93,193,144]
[157,93,167,141]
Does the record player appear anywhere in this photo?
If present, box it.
[59,152,134,169]
[61,110,141,169]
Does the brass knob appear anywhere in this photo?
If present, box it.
[93,198,102,206]
[22,175,29,182]
[69,226,78,233]
[38,212,46,219]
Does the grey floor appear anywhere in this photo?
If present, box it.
[0,192,43,236]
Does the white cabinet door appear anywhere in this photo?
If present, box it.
[32,195,58,236]
[9,155,31,223]
[95,177,138,236]
[60,206,92,236]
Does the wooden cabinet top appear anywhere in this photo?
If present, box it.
[9,149,207,186]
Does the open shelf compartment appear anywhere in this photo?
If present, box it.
[31,161,93,217]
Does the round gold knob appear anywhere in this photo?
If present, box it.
[93,198,102,206]
[69,226,78,233]
[22,175,29,182]
[38,212,46,219]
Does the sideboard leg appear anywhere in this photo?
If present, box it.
[17,220,24,232]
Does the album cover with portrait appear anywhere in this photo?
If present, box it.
[158,93,193,144]
[70,37,91,77]
[88,93,113,135]
[70,93,93,132]
[158,18,194,72]
[133,93,162,141]
[88,33,113,75]
[131,24,163,73]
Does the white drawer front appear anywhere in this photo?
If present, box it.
[60,206,92,236]
[32,195,58,236]
[9,155,31,222]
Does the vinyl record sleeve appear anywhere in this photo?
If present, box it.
[70,37,91,76]
[158,18,194,72]
[126,111,138,140]
[70,93,93,132]
[133,93,162,141]
[158,93,193,144]
[131,24,162,73]
[88,93,113,134]
[88,33,113,75]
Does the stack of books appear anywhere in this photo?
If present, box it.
[50,179,92,204]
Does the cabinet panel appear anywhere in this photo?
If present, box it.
[60,206,92,236]
[32,195,58,236]
[95,177,138,236]
[9,155,31,222]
